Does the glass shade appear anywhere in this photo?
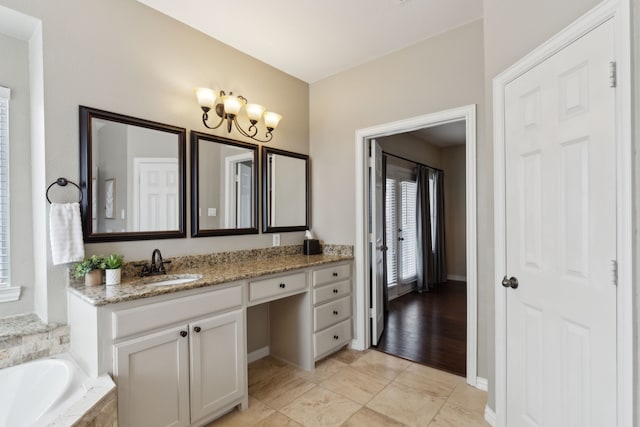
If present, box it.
[223,95,243,116]
[263,112,283,129]
[195,88,217,109]
[246,104,266,122]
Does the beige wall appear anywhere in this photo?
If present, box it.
[0,32,34,317]
[0,0,308,322]
[482,0,603,410]
[441,145,466,279]
[310,19,487,374]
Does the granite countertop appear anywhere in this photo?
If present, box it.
[0,313,62,342]
[68,254,353,307]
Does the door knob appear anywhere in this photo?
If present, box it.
[501,276,519,289]
[376,245,388,251]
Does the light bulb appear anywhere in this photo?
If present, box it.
[263,112,282,130]
[195,88,216,110]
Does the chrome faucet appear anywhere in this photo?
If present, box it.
[136,248,171,277]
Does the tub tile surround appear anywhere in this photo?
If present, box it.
[69,245,354,306]
[0,313,70,369]
[49,374,117,427]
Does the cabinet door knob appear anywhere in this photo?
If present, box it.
[332,272,338,277]
[333,310,339,315]
[333,289,338,294]
[179,331,188,338]
[193,326,201,333]
[279,283,286,288]
[333,335,339,340]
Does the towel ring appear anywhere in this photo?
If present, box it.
[46,178,83,204]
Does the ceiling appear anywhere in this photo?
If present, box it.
[411,121,466,147]
[136,0,483,83]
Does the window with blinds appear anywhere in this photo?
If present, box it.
[384,164,417,287]
[0,87,9,289]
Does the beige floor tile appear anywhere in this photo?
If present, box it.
[254,411,303,427]
[248,356,298,386]
[280,386,362,427]
[350,350,411,381]
[394,363,465,399]
[320,366,390,405]
[447,383,488,413]
[206,397,274,426]
[428,402,489,427]
[366,381,446,427]
[295,356,347,383]
[342,406,406,427]
[249,370,317,410]
[330,347,367,365]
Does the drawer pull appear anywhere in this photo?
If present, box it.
[333,335,339,340]
[193,326,201,333]
[333,310,339,315]
[332,289,338,294]
[179,331,188,338]
[279,283,286,288]
[332,272,338,277]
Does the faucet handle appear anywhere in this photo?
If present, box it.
[134,263,151,277]
[157,260,171,274]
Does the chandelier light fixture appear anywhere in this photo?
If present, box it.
[195,87,282,143]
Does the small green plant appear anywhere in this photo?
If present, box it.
[74,255,106,279]
[104,253,124,270]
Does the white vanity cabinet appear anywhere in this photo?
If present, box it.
[311,262,352,360]
[69,283,247,427]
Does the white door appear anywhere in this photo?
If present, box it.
[190,309,246,423]
[114,325,190,427]
[236,161,253,228]
[370,140,385,345]
[504,20,616,426]
[134,158,179,231]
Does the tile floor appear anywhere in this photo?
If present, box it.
[207,348,489,427]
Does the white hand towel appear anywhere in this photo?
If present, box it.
[50,202,85,266]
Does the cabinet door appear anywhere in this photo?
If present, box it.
[190,308,246,422]
[114,325,190,427]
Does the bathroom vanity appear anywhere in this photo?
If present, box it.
[67,254,353,427]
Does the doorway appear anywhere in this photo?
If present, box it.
[373,124,468,376]
[354,105,479,386]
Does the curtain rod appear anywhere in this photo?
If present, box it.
[382,151,443,173]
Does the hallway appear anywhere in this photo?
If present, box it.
[375,281,467,376]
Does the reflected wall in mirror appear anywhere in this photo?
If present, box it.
[262,147,309,233]
[191,131,258,237]
[79,106,186,242]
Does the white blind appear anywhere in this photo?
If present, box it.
[385,178,397,286]
[399,180,417,282]
[0,87,10,288]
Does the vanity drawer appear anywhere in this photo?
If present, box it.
[314,319,351,359]
[313,263,351,287]
[112,285,242,340]
[313,280,350,305]
[248,271,307,303]
[314,296,351,332]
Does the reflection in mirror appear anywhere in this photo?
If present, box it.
[191,131,258,237]
[80,106,186,242]
[262,147,309,233]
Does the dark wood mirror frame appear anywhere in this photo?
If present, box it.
[261,147,310,233]
[190,131,259,237]
[79,106,187,242]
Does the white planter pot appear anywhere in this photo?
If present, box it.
[105,268,121,286]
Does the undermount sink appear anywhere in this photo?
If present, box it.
[140,274,203,287]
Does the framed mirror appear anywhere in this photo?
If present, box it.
[79,106,186,242]
[190,131,259,237]
[262,147,309,233]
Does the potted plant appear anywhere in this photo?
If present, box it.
[104,253,124,286]
[74,255,105,286]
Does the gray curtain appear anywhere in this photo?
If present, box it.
[431,170,447,284]
[415,165,432,292]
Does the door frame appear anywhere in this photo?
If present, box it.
[354,104,478,386]
[492,1,633,426]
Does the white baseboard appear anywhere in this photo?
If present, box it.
[475,376,488,391]
[447,274,467,282]
[247,346,269,363]
[484,405,496,426]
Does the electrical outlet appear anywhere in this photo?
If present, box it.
[272,234,280,247]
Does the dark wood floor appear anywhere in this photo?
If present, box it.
[374,281,467,376]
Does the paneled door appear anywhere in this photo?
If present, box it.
[504,19,616,426]
[134,158,179,231]
[370,140,385,345]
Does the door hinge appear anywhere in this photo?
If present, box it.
[368,307,375,319]
[612,260,618,286]
[609,61,617,88]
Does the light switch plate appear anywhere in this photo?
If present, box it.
[208,208,217,217]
